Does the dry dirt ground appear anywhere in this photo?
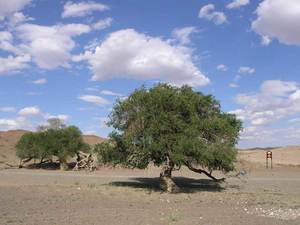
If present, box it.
[0,166,300,225]
[1,130,299,225]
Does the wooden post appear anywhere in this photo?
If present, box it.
[266,151,272,169]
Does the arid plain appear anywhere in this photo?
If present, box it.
[0,130,299,225]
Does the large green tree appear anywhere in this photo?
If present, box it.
[96,84,242,192]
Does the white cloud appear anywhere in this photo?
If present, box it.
[32,78,47,85]
[18,106,41,117]
[238,66,255,74]
[231,80,300,147]
[0,107,71,131]
[229,83,239,88]
[239,126,300,148]
[62,1,109,18]
[0,117,27,130]
[232,80,300,127]
[252,0,300,46]
[199,4,227,25]
[0,31,21,54]
[261,35,271,46]
[0,54,31,75]
[0,107,16,112]
[171,26,198,45]
[217,64,228,71]
[289,118,300,124]
[93,17,113,30]
[100,90,123,97]
[0,31,12,41]
[74,29,210,87]
[226,0,250,9]
[8,11,33,26]
[0,0,32,20]
[79,95,110,106]
[46,114,70,122]
[85,86,99,92]
[16,23,91,69]
[260,80,298,96]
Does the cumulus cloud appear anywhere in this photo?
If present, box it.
[0,31,17,53]
[93,17,113,30]
[0,0,32,20]
[231,80,300,127]
[0,54,31,75]
[217,64,228,71]
[79,95,110,106]
[62,1,109,18]
[31,78,47,85]
[171,26,198,45]
[16,23,91,69]
[18,106,41,117]
[252,0,300,46]
[74,29,209,87]
[199,4,227,25]
[226,0,250,9]
[8,11,33,26]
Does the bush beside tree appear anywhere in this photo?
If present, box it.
[16,120,89,170]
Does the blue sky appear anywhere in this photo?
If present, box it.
[1,0,300,148]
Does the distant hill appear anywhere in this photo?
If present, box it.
[83,135,106,145]
[1,130,299,169]
[0,130,106,168]
[238,146,300,168]
[239,147,280,151]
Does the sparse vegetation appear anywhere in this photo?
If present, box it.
[96,84,242,192]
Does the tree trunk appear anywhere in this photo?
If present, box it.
[60,159,68,171]
[159,156,179,193]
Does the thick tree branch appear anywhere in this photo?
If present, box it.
[185,162,225,182]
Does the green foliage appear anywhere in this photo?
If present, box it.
[99,83,242,172]
[16,125,89,168]
[16,132,39,160]
[48,126,86,162]
[94,141,119,165]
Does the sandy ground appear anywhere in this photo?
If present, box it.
[1,130,299,224]
[0,166,300,225]
[239,146,300,167]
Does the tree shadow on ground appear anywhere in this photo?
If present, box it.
[109,177,226,193]
[25,162,76,170]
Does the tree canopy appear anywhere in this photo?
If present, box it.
[95,84,242,192]
[16,120,89,170]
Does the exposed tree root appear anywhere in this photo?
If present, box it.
[185,162,225,182]
[73,151,96,171]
